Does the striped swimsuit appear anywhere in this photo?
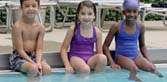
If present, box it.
[115,20,140,60]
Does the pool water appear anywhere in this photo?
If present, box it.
[0,67,166,82]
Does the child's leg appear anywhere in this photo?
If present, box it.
[134,55,163,77]
[21,62,39,76]
[116,55,141,81]
[41,60,51,75]
[87,54,107,72]
[70,56,90,73]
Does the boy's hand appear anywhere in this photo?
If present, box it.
[36,63,42,74]
[65,66,74,74]
[110,64,121,70]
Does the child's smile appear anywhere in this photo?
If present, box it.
[78,6,95,24]
[21,0,39,19]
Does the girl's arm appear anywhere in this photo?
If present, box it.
[60,24,75,73]
[103,23,120,69]
[95,27,103,54]
[139,23,151,62]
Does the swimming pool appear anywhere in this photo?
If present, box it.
[0,65,166,82]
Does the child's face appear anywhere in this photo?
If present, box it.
[21,0,39,19]
[78,6,95,25]
[123,7,139,23]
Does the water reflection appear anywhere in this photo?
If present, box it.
[27,76,41,82]
[27,75,51,82]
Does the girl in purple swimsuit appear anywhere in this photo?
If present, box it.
[103,0,163,81]
[60,0,107,74]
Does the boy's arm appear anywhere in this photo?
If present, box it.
[35,25,45,64]
[103,23,120,69]
[61,25,75,71]
[12,25,34,64]
[139,23,151,62]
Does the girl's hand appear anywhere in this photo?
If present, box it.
[110,64,121,70]
[65,66,74,74]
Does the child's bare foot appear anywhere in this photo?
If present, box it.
[153,70,163,78]
[129,75,141,82]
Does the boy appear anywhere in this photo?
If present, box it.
[9,0,51,76]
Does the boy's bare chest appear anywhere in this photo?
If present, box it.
[22,28,39,40]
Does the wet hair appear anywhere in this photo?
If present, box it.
[74,0,96,31]
[20,0,40,7]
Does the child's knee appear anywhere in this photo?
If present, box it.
[42,64,51,74]
[98,54,107,63]
[27,64,39,75]
[80,66,90,73]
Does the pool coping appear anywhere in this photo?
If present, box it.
[0,49,167,70]
[0,64,166,74]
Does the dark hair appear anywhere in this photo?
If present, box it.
[20,0,40,7]
[74,0,96,31]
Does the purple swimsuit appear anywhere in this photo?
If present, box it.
[69,24,96,63]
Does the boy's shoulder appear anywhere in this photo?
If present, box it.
[14,19,23,28]
[14,19,44,30]
[12,19,24,32]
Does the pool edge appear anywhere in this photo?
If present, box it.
[0,64,166,74]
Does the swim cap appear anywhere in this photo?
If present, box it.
[123,0,139,10]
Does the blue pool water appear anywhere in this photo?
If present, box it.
[0,67,166,82]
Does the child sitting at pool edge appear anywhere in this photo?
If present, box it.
[103,0,163,81]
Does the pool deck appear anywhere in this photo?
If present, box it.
[0,21,167,52]
[0,21,167,70]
